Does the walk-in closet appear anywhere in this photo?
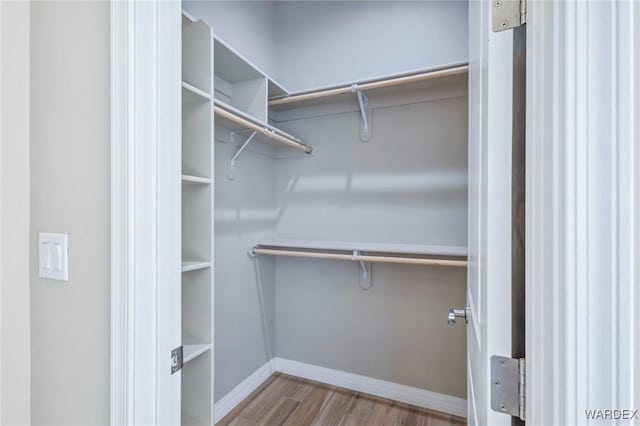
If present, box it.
[179,2,469,424]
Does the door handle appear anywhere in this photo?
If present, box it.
[448,306,470,325]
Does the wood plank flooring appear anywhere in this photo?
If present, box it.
[217,373,466,426]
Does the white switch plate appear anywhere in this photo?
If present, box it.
[39,233,69,281]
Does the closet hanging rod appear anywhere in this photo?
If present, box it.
[268,64,469,107]
[214,100,303,142]
[213,101,313,154]
[251,247,467,268]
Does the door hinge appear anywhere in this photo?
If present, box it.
[492,0,526,32]
[491,355,526,421]
[171,346,183,374]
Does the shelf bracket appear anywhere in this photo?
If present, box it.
[352,250,372,289]
[351,84,372,142]
[227,130,257,180]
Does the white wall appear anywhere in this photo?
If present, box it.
[30,2,110,424]
[0,1,31,424]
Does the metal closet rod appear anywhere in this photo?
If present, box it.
[268,64,469,107]
[251,247,468,268]
[213,101,312,154]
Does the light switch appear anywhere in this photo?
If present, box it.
[39,233,69,281]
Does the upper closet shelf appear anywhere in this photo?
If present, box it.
[214,100,312,154]
[214,38,263,83]
[251,240,467,268]
[213,35,288,99]
[268,63,469,111]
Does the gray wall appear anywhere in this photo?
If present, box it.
[276,260,467,397]
[273,1,469,91]
[30,2,110,424]
[273,89,468,399]
[273,95,468,246]
[214,138,278,401]
[1,2,31,424]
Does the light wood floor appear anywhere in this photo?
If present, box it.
[217,373,466,426]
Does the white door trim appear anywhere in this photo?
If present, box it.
[0,1,4,421]
[526,1,639,423]
[110,1,181,424]
[110,2,140,423]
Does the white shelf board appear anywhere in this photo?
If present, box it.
[183,344,211,364]
[182,174,212,185]
[181,261,212,273]
[214,37,263,83]
[182,81,211,101]
[256,239,467,258]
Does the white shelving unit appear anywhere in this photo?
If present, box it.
[181,11,214,426]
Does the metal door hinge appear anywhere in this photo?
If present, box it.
[492,0,526,32]
[491,355,526,421]
[171,346,183,374]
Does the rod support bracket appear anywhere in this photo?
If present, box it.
[351,84,372,142]
[228,131,258,180]
[351,250,372,289]
[247,246,259,258]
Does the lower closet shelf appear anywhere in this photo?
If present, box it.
[183,344,211,364]
[181,261,211,273]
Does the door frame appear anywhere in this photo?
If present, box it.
[110,0,640,424]
[110,1,182,424]
[526,1,639,423]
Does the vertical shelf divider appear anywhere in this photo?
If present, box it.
[181,11,214,426]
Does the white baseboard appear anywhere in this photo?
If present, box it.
[213,357,467,422]
[272,357,467,418]
[213,360,275,423]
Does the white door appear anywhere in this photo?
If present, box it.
[466,1,515,425]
